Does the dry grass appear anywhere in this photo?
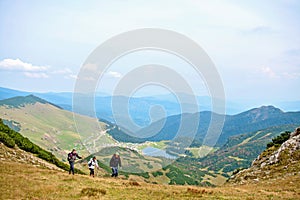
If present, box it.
[0,161,299,200]
[81,187,107,197]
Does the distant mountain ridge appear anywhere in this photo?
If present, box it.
[0,87,29,99]
[234,105,283,122]
[109,105,300,147]
[0,95,62,109]
[1,86,299,123]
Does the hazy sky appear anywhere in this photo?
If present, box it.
[0,0,299,104]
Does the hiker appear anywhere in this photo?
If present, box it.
[110,153,122,177]
[88,156,99,177]
[67,149,82,175]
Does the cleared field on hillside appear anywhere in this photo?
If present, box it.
[0,161,299,200]
[0,103,115,159]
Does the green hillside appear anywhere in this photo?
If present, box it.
[0,96,115,160]
[0,119,83,174]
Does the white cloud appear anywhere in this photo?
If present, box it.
[282,72,300,79]
[106,71,122,78]
[52,68,72,74]
[0,58,79,79]
[260,66,300,80]
[78,76,97,81]
[0,58,48,72]
[261,66,279,78]
[24,72,49,78]
[52,68,77,79]
[83,63,98,72]
[64,74,77,79]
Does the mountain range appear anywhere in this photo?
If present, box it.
[108,106,300,149]
[1,87,299,128]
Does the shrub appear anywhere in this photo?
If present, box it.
[152,171,163,177]
[267,131,291,149]
[0,131,15,148]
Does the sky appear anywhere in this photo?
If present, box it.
[0,0,300,105]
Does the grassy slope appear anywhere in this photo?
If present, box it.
[0,103,114,159]
[0,160,299,200]
[78,146,167,173]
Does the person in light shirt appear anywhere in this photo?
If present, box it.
[88,156,99,177]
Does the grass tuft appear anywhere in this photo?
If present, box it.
[80,187,106,197]
[129,181,140,186]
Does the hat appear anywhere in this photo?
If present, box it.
[115,152,119,155]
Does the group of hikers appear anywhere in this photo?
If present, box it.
[67,149,122,177]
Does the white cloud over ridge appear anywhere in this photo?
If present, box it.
[64,74,77,79]
[52,68,72,75]
[106,71,122,78]
[0,58,78,79]
[261,66,279,78]
[0,58,48,72]
[0,58,50,79]
[24,72,49,78]
[261,66,300,80]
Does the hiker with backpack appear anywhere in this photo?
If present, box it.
[67,149,82,175]
[88,156,99,177]
[109,153,122,177]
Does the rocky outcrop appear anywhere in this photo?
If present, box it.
[228,127,300,184]
[265,128,300,165]
[290,127,300,137]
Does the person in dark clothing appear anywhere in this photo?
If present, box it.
[67,149,82,175]
[109,153,121,177]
